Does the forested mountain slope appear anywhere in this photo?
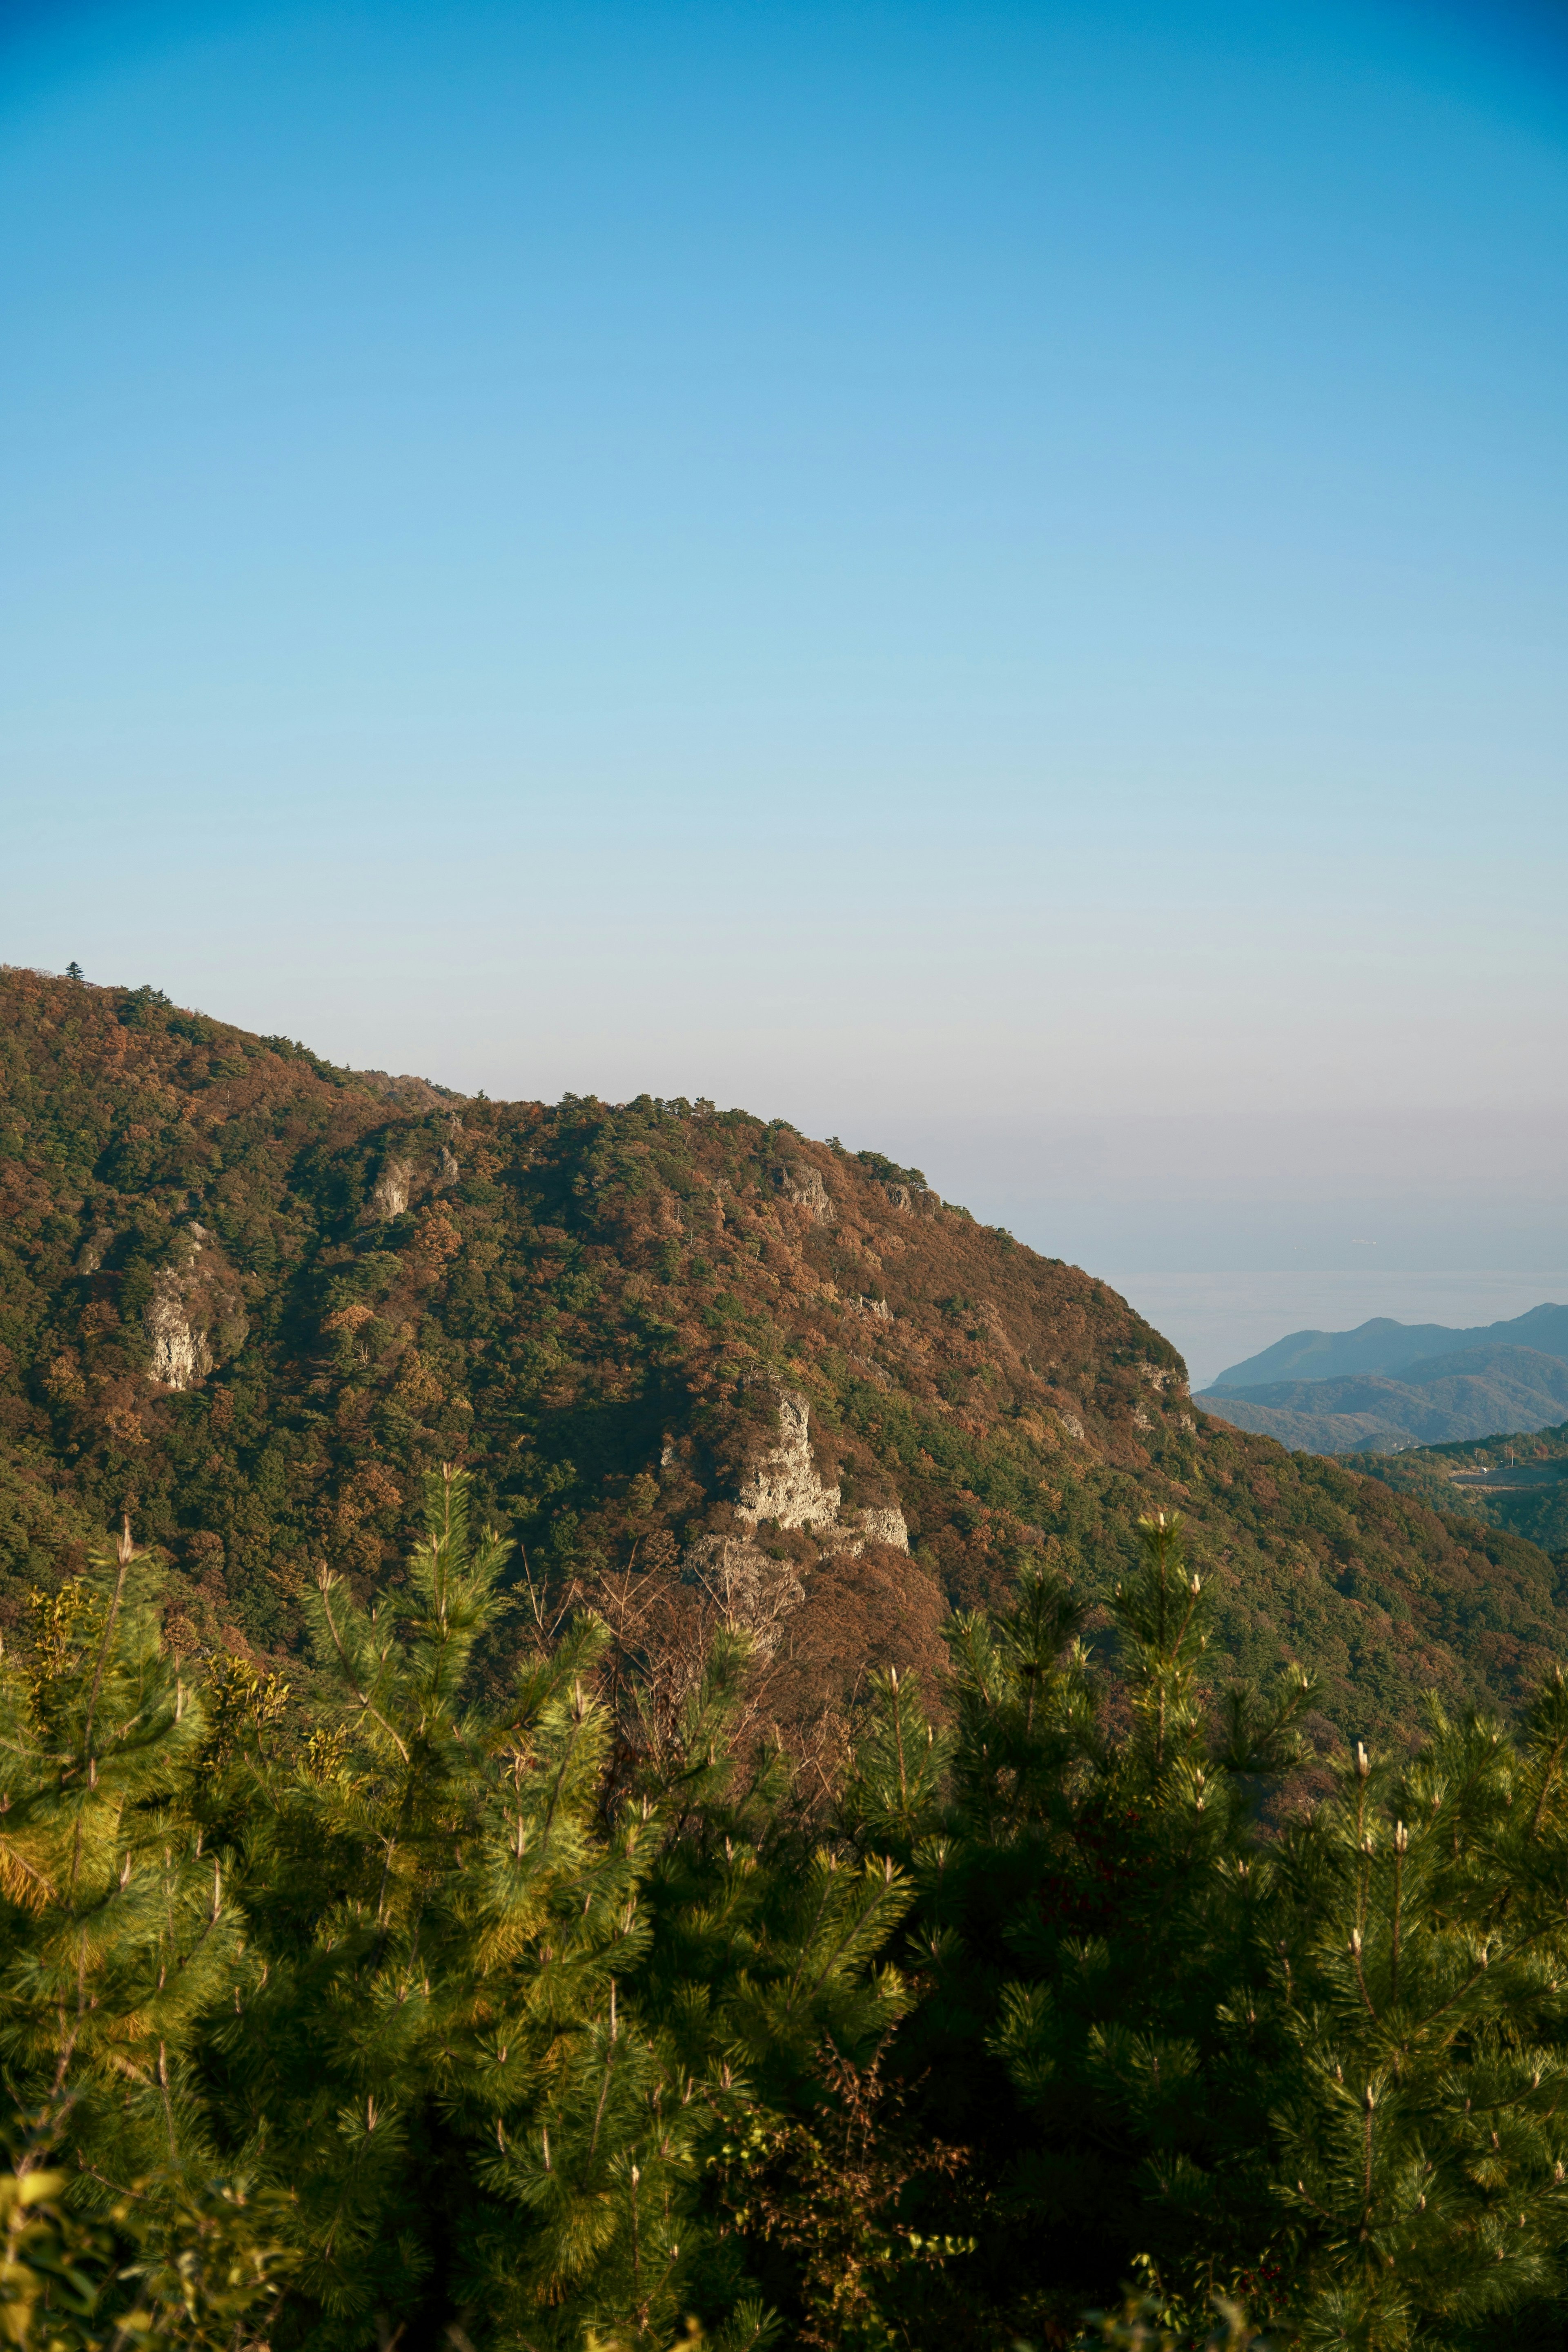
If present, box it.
[2,965,1564,1744]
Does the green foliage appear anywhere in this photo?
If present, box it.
[11,1490,1568,2344]
[838,1516,1568,2348]
[0,1471,913,2351]
[711,2045,968,2351]
[1348,1419,1568,1560]
[14,974,1568,2342]
[0,2161,292,2350]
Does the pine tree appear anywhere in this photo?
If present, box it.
[1265,1677,1568,2346]
[841,1515,1318,2341]
[195,1467,699,2346]
[0,1521,244,2200]
[843,1513,1568,2347]
[21,1478,1568,2347]
[194,1467,912,2349]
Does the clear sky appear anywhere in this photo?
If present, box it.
[4,0,1567,1294]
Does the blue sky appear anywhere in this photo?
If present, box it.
[4,0,1567,1311]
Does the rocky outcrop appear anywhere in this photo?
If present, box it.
[772,1160,835,1222]
[736,1391,842,1530]
[143,1227,248,1392]
[883,1182,940,1215]
[735,1393,909,1556]
[368,1156,414,1220]
[363,1132,463,1218]
[146,1278,213,1390]
[684,1535,805,1659]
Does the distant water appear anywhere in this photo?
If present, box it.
[1106,1272,1568,1393]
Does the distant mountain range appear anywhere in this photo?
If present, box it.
[1201,1306,1568,1454]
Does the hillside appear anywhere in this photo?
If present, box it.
[1206,1302,1568,1392]
[2,965,1566,1745]
[1348,1420,1568,1558]
[1202,1343,1568,1454]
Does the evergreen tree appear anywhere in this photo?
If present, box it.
[1266,1678,1568,2345]
[0,1521,243,2199]
[15,1483,1568,2348]
[196,1467,909,2349]
[844,1515,1568,2348]
[842,1516,1316,2340]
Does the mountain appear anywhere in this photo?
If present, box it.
[1201,1345,1568,1456]
[3,964,1567,1744]
[1207,1304,1568,1393]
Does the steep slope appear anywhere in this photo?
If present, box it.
[1207,1303,1568,1392]
[2,966,1566,1744]
[1204,1345,1568,1454]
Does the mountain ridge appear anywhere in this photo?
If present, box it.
[1205,1301,1568,1393]
[3,963,1566,1744]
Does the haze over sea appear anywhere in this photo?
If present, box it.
[1107,1273,1568,1395]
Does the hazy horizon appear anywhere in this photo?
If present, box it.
[5,0,1566,1289]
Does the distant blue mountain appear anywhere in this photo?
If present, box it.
[1201,1343,1568,1455]
[1205,1303,1568,1395]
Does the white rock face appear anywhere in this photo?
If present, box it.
[735,1392,909,1555]
[141,1227,248,1392]
[1058,1409,1086,1442]
[369,1157,414,1220]
[736,1391,842,1530]
[145,1272,214,1391]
